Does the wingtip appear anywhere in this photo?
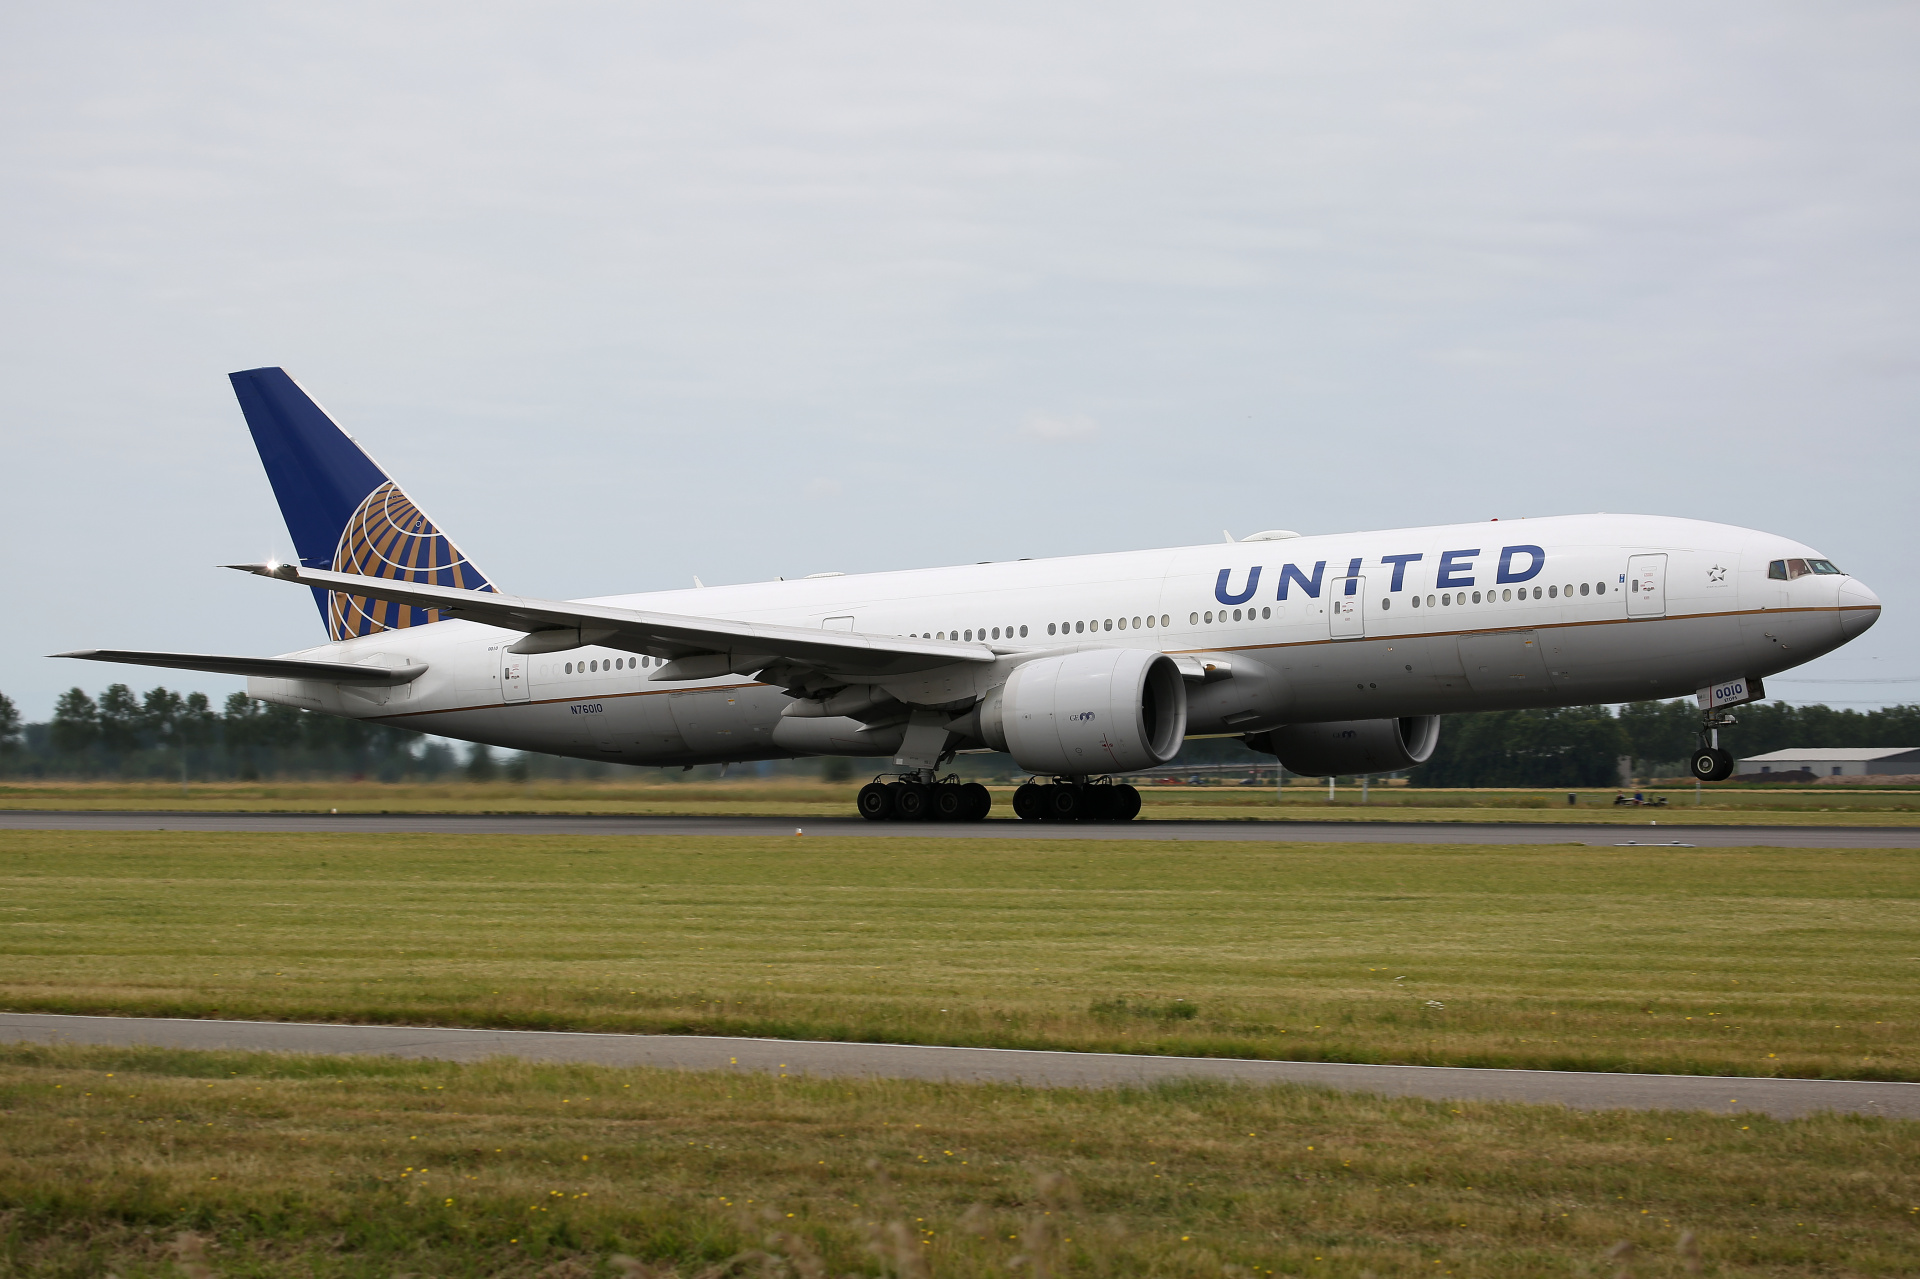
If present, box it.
[225,561,301,580]
[49,650,98,659]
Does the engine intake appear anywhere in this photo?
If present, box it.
[1245,715,1441,777]
[980,649,1187,776]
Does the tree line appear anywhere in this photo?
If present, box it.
[0,684,441,780]
[0,682,1914,786]
[1407,699,1920,787]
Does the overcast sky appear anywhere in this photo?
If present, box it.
[3,2,1916,719]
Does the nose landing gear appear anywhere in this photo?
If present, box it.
[1012,778,1142,822]
[1689,711,1737,782]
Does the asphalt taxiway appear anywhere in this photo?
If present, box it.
[2,810,1916,846]
[3,1012,1911,1119]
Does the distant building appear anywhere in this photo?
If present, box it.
[1736,747,1920,778]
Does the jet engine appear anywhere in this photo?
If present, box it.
[978,649,1188,776]
[1244,715,1441,777]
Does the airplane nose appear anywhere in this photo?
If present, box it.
[1838,577,1881,638]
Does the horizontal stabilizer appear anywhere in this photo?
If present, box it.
[53,649,428,685]
[226,562,998,682]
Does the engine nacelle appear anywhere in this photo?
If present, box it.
[979,649,1187,776]
[1245,715,1441,777]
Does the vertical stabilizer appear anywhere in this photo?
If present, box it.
[229,367,493,640]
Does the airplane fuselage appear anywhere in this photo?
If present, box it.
[248,513,1879,769]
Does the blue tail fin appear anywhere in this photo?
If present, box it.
[229,367,494,641]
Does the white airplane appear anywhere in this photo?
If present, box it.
[61,368,1881,821]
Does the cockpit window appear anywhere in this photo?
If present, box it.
[1768,560,1788,580]
[1808,559,1843,574]
[1786,558,1812,579]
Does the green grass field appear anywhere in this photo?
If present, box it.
[3,831,1915,1080]
[4,779,1919,824]
[3,1041,1916,1278]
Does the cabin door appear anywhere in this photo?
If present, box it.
[1627,554,1668,617]
[1328,576,1366,639]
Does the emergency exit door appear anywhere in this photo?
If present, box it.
[500,648,529,701]
[1329,576,1366,638]
[1627,554,1667,617]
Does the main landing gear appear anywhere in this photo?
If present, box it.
[1689,711,1737,782]
[856,774,992,822]
[1012,779,1142,823]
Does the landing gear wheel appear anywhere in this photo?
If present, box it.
[1013,783,1046,822]
[961,782,992,821]
[895,782,933,821]
[856,782,892,821]
[1112,784,1142,821]
[1690,747,1734,782]
[1046,785,1083,821]
[883,781,908,820]
[932,785,969,822]
[1082,786,1117,821]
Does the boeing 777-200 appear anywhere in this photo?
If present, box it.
[59,368,1882,821]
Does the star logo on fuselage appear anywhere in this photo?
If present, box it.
[1707,564,1728,583]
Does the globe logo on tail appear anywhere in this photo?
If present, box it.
[327,481,493,640]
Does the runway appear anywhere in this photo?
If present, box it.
[3,1012,1911,1120]
[4,809,1919,846]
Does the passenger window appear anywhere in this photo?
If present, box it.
[1190,612,1199,625]
[1548,585,1557,598]
[1261,607,1270,619]
[1019,625,1028,637]
[1201,611,1210,623]
[1579,583,1589,596]
[564,662,572,674]
[1101,619,1110,631]
[1133,616,1143,628]
[1533,586,1542,599]
[1161,615,1170,627]
[1595,582,1605,594]
[1380,597,1390,610]
[1075,621,1085,634]
[1231,609,1241,621]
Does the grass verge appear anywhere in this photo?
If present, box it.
[3,1041,1916,1277]
[2,832,1914,1080]
[3,779,1917,823]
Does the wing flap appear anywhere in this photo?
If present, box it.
[53,649,428,685]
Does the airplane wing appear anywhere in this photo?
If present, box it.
[226,562,996,685]
[53,649,427,684]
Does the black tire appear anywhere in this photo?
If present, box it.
[1081,786,1116,821]
[932,785,968,821]
[883,781,909,820]
[895,782,933,821]
[856,782,892,821]
[1046,785,1083,821]
[1112,784,1142,821]
[1012,783,1046,822]
[1690,747,1734,782]
[962,782,992,821]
